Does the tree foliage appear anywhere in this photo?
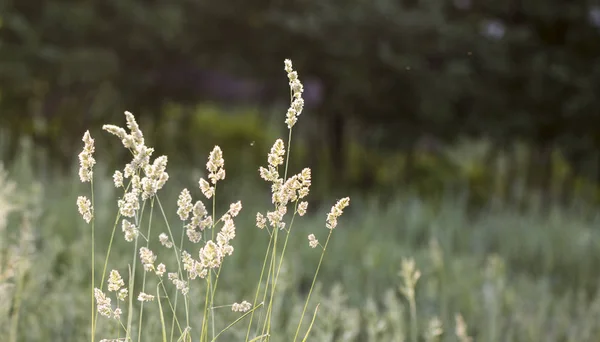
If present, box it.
[1,0,599,179]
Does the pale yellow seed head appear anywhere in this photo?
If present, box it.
[308,234,319,248]
[77,196,93,223]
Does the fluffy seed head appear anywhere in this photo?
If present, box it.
[399,258,421,300]
[426,317,443,340]
[113,170,124,188]
[308,234,319,248]
[94,288,112,318]
[326,197,350,230]
[186,228,202,243]
[228,201,242,217]
[118,190,140,218]
[159,233,173,248]
[298,201,308,216]
[268,139,285,167]
[113,308,122,320]
[108,270,125,292]
[117,288,128,301]
[141,156,169,200]
[455,313,472,342]
[232,301,252,312]
[177,189,193,221]
[78,131,96,183]
[199,178,214,199]
[137,292,155,302]
[139,247,156,272]
[199,240,223,269]
[77,196,93,223]
[121,219,138,242]
[206,146,226,185]
[284,59,305,128]
[156,263,166,277]
[256,212,266,229]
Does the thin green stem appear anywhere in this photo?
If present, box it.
[245,230,274,341]
[155,195,189,338]
[260,225,279,339]
[211,185,216,239]
[100,180,133,289]
[264,206,298,336]
[201,275,212,342]
[201,184,218,342]
[125,249,137,342]
[157,284,168,342]
[263,128,295,339]
[283,129,293,182]
[171,219,188,342]
[137,198,155,342]
[158,277,184,335]
[95,180,134,332]
[409,295,418,342]
[94,212,122,329]
[301,303,320,342]
[209,267,223,340]
[211,303,264,342]
[293,229,333,342]
[90,179,96,342]
[255,236,276,340]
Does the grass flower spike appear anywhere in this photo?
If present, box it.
[77,196,93,223]
[113,170,124,188]
[326,197,350,229]
[108,270,125,292]
[177,189,193,220]
[284,59,304,129]
[78,131,96,183]
[121,219,138,242]
[232,301,252,313]
[81,60,353,342]
[137,292,155,302]
[307,234,318,248]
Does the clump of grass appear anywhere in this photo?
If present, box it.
[76,59,350,342]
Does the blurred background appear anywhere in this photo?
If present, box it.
[2,0,600,341]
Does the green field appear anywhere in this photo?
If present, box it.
[2,154,600,341]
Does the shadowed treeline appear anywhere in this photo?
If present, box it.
[1,0,600,200]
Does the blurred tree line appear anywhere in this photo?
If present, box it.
[1,0,600,201]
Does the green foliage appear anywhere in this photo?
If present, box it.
[4,156,600,340]
[148,103,278,180]
[2,0,600,186]
[342,137,600,208]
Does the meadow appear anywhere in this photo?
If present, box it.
[2,61,600,342]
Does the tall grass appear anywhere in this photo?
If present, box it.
[3,158,600,340]
[2,60,600,341]
[76,60,351,342]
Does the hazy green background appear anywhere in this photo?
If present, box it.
[2,1,600,341]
